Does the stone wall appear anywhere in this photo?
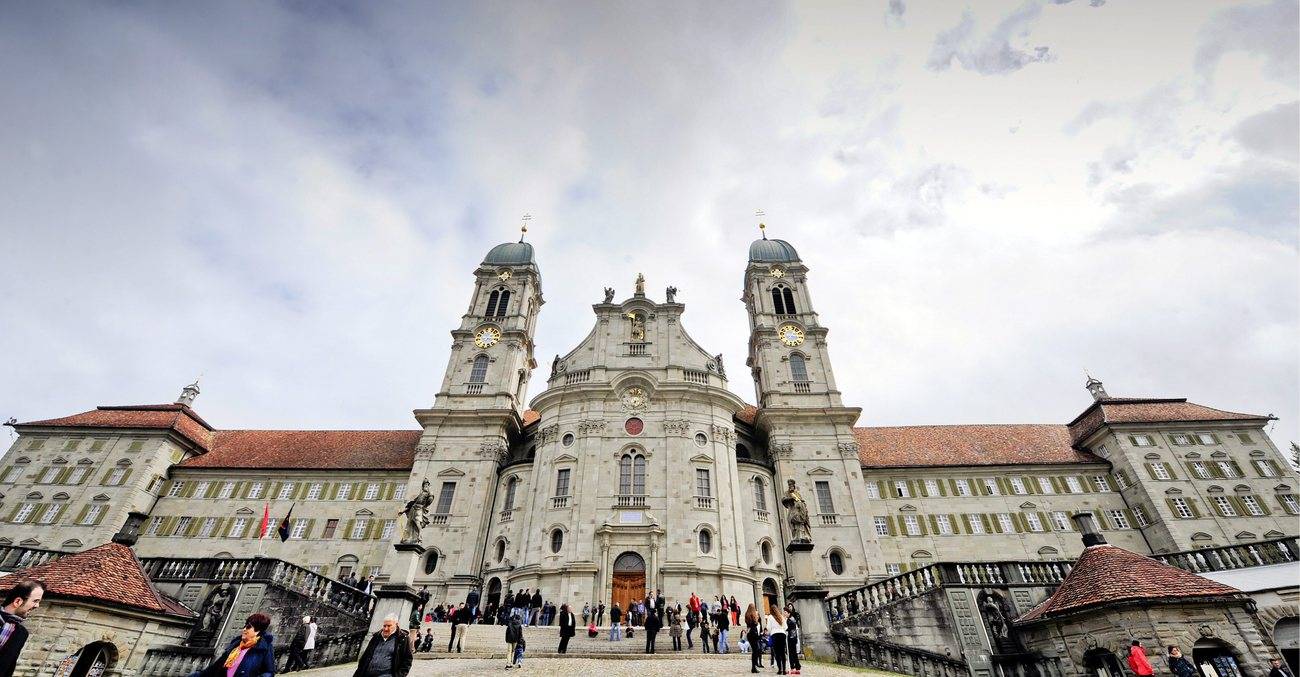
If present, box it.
[13,599,191,677]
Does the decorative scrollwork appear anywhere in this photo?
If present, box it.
[478,440,508,461]
[578,419,607,435]
[538,424,559,444]
[662,419,690,436]
[770,441,794,459]
[414,443,436,461]
[711,424,734,443]
[837,441,860,458]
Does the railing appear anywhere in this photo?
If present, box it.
[831,631,968,677]
[551,496,570,509]
[1155,535,1298,574]
[142,557,373,617]
[564,369,591,385]
[616,495,647,508]
[695,496,714,509]
[0,544,66,572]
[684,369,709,384]
[793,381,811,394]
[820,513,839,525]
[141,630,368,677]
[465,383,484,395]
[627,343,649,356]
[756,509,770,522]
[430,514,449,525]
[499,509,513,522]
[992,653,1067,677]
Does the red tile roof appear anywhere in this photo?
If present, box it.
[182,430,423,470]
[0,543,193,618]
[522,409,540,427]
[1016,544,1242,623]
[853,424,1102,468]
[1067,398,1269,445]
[735,405,759,425]
[20,404,215,450]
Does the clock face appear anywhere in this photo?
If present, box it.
[497,269,512,281]
[474,326,501,349]
[778,323,805,347]
[770,265,786,278]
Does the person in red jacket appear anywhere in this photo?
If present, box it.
[1127,640,1155,676]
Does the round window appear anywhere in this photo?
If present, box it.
[694,432,708,447]
[625,417,644,435]
[698,529,712,554]
[829,550,845,575]
[562,433,575,447]
[761,541,772,564]
[550,529,564,553]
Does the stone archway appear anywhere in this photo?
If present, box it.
[486,577,502,611]
[1192,638,1247,677]
[762,578,780,614]
[54,641,115,677]
[611,552,645,613]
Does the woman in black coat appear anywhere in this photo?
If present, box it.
[191,613,276,677]
[557,603,577,654]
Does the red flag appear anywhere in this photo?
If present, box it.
[259,503,270,539]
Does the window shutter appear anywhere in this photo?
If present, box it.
[1183,462,1197,476]
[72,505,89,524]
[908,480,920,498]
[980,514,994,533]
[1093,509,1109,530]
[1049,477,1064,493]
[1122,509,1136,527]
[996,477,1011,495]
[120,469,133,485]
[1145,464,1158,480]
[1229,461,1245,477]
[969,477,982,495]
[1188,500,1203,519]
[1036,511,1048,529]
[886,517,896,536]
[1228,496,1247,515]
[927,515,940,533]
[1080,477,1094,493]
[55,468,71,483]
[222,519,236,538]
[1258,497,1271,516]
[947,479,959,495]
[936,481,947,497]
[185,517,200,537]
[344,519,356,540]
[1164,498,1178,517]
[385,483,396,500]
[93,506,108,525]
[1012,513,1026,533]
[1209,463,1224,479]
[1024,477,1037,495]
[304,519,317,539]
[1162,463,1177,480]
[949,514,963,534]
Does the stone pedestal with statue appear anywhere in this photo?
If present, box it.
[369,542,426,634]
[782,480,833,658]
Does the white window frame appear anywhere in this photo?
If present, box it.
[106,468,126,486]
[996,513,1014,533]
[67,467,89,484]
[894,480,910,498]
[1195,433,1216,445]
[1253,460,1277,478]
[1171,433,1194,446]
[1037,477,1054,494]
[278,482,296,500]
[1010,477,1027,495]
[865,483,880,499]
[196,481,212,497]
[380,519,396,540]
[1150,463,1171,481]
[1115,472,1130,490]
[350,518,369,539]
[924,479,940,497]
[39,467,58,484]
[885,563,901,575]
[1132,504,1151,528]
[218,482,235,499]
[1215,461,1238,478]
[1092,476,1110,492]
[936,514,953,535]
[903,515,920,536]
[146,516,164,536]
[1025,513,1044,532]
[1107,510,1130,529]
[1065,477,1083,493]
[873,516,889,536]
[336,483,352,500]
[173,516,192,536]
[966,514,985,534]
[291,518,309,539]
[983,479,1000,496]
[13,503,36,523]
[198,517,218,537]
[307,483,323,500]
[168,481,185,497]
[1279,494,1299,515]
[955,479,971,497]
[1241,495,1264,516]
[248,482,264,499]
[230,518,249,538]
[695,468,713,498]
[1212,496,1237,517]
[1132,435,1154,447]
[1051,511,1070,531]
[1171,497,1194,519]
[79,504,104,525]
[364,483,380,500]
[394,484,407,500]
[1191,462,1210,479]
[37,504,61,525]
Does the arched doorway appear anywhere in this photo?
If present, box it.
[1081,648,1124,677]
[53,641,115,677]
[1192,638,1245,677]
[762,578,779,614]
[1273,616,1299,674]
[611,552,645,613]
[487,577,502,611]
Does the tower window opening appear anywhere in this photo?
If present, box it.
[470,355,489,383]
[486,289,511,317]
[771,285,797,315]
[789,354,808,382]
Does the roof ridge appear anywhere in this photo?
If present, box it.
[854,423,1065,429]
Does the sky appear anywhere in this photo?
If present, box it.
[1,1,1297,451]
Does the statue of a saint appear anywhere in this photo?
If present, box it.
[603,287,615,303]
[713,353,725,376]
[665,286,677,303]
[399,479,434,544]
[782,479,813,543]
[196,584,232,637]
[634,273,645,295]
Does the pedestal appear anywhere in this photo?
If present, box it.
[785,541,833,660]
[370,543,426,633]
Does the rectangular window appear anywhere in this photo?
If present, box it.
[1150,463,1171,480]
[1131,434,1154,447]
[954,479,971,497]
[291,518,309,539]
[79,504,104,525]
[1170,433,1194,446]
[936,514,953,535]
[1132,504,1151,528]
[1036,477,1054,494]
[1051,511,1071,531]
[1253,460,1278,477]
[322,518,339,538]
[1195,433,1216,445]
[436,482,456,514]
[37,504,61,525]
[1279,494,1299,515]
[874,516,890,536]
[1065,477,1083,493]
[350,519,369,539]
[1213,496,1238,516]
[106,468,126,486]
[996,513,1014,533]
[1171,498,1195,519]
[1107,510,1130,529]
[865,483,879,499]
[983,479,1000,496]
[966,514,985,534]
[903,515,920,536]
[216,482,234,499]
[307,483,323,500]
[248,482,264,499]
[196,481,212,497]
[198,517,217,537]
[13,503,35,523]
[172,516,192,536]
[1025,513,1044,532]
[1241,495,1264,516]
[146,516,164,536]
[1092,476,1110,492]
[278,482,296,500]
[924,479,940,496]
[364,483,380,500]
[39,467,58,484]
[1114,472,1130,490]
[894,480,910,498]
[754,480,768,511]
[815,481,835,513]
[1190,462,1210,479]
[67,467,89,484]
[1236,432,1254,444]
[230,518,249,538]
[555,469,571,496]
[0,467,14,484]
[167,481,185,497]
[695,469,712,498]
[1215,461,1238,478]
[380,519,396,540]
[1095,443,1108,458]
[336,483,352,500]
[394,484,407,500]
[1010,477,1027,495]
[885,563,901,575]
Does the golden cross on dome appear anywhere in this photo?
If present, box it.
[519,213,532,241]
[756,210,767,239]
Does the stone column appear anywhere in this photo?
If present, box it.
[785,542,832,659]
[370,543,425,634]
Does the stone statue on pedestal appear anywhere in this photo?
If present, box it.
[603,287,615,303]
[782,479,813,544]
[399,479,434,544]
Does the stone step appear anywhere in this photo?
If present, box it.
[412,621,758,658]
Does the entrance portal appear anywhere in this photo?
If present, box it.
[611,552,646,613]
[762,578,780,614]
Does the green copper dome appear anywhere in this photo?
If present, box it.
[748,238,799,263]
[482,241,535,265]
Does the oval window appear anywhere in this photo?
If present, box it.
[424,550,439,574]
[496,540,506,563]
[562,433,575,447]
[695,432,708,447]
[550,529,564,553]
[829,550,845,575]
[698,529,712,554]
[761,541,772,564]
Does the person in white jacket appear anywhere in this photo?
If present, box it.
[764,607,789,675]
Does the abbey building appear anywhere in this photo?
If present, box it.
[1,235,1296,615]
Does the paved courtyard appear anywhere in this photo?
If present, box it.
[306,657,893,677]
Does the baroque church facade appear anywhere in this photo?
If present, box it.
[1,234,1297,615]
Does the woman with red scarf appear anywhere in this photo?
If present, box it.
[190,613,276,677]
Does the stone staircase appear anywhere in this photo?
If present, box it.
[413,621,757,660]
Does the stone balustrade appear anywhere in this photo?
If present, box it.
[0,544,64,572]
[140,630,368,676]
[141,556,372,618]
[1154,535,1297,573]
[830,631,968,677]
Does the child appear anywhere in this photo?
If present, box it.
[738,636,751,653]
[669,610,683,651]
[512,621,526,669]
[505,616,523,669]
[587,621,599,638]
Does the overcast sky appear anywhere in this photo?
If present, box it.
[1,1,1296,452]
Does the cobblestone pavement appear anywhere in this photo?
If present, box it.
[306,657,889,677]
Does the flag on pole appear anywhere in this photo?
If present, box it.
[259,503,270,539]
[277,504,296,543]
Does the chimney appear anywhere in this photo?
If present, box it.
[112,511,149,547]
[175,380,201,407]
[1071,512,1107,547]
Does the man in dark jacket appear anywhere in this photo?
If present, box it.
[1167,646,1197,677]
[192,613,276,677]
[644,607,661,654]
[529,590,543,626]
[284,616,316,672]
[0,579,45,677]
[354,616,411,677]
[557,604,576,654]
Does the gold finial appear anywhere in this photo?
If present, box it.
[520,213,532,242]
[756,210,767,239]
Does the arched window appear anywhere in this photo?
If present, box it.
[754,477,768,512]
[829,550,845,575]
[485,289,511,317]
[503,477,518,511]
[698,529,712,554]
[550,529,564,553]
[619,453,646,496]
[761,540,772,564]
[495,540,506,562]
[424,549,439,574]
[789,354,808,382]
[469,355,489,383]
[771,285,797,315]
